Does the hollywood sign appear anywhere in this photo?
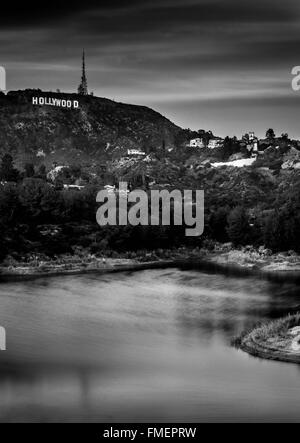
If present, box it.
[32,97,79,109]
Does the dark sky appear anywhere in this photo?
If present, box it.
[1,0,300,137]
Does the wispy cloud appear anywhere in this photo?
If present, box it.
[0,0,299,136]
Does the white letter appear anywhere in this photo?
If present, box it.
[151,190,183,226]
[0,326,6,351]
[74,101,79,109]
[131,430,137,441]
[148,429,154,437]
[292,66,300,91]
[184,190,204,237]
[0,66,6,92]
[32,97,38,105]
[128,190,149,226]
[186,428,197,438]
[96,191,117,226]
[118,182,128,225]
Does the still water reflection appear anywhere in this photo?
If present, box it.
[0,268,299,422]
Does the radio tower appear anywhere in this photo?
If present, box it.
[78,50,88,95]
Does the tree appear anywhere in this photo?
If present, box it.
[242,133,250,143]
[0,182,19,226]
[266,128,275,139]
[35,164,47,181]
[264,186,300,252]
[0,183,20,260]
[222,136,240,160]
[19,178,59,222]
[0,154,20,182]
[209,206,230,242]
[24,163,35,178]
[70,164,82,180]
[226,206,250,246]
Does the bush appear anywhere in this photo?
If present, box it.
[227,206,251,246]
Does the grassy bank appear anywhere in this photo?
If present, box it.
[236,313,300,364]
[0,243,300,282]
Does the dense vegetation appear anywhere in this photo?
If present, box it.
[0,91,299,262]
[0,149,299,262]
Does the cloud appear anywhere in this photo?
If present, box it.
[0,0,298,28]
[0,0,299,136]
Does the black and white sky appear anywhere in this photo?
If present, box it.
[1,0,300,137]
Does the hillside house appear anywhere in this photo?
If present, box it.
[208,138,223,149]
[246,132,259,155]
[248,131,256,141]
[127,149,146,156]
[189,138,205,148]
[63,184,85,191]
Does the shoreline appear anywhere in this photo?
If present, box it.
[236,314,300,365]
[1,247,300,282]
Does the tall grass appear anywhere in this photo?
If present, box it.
[251,313,300,341]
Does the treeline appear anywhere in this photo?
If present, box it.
[205,170,300,253]
[0,154,192,259]
[0,154,299,261]
[0,177,192,260]
[207,200,300,253]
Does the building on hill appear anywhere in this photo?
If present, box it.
[127,149,146,157]
[246,132,259,156]
[63,184,85,191]
[208,138,223,149]
[248,131,255,141]
[189,138,205,148]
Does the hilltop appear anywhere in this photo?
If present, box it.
[0,89,182,169]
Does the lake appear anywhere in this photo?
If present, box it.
[0,267,300,422]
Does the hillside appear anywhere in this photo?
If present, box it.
[0,89,182,169]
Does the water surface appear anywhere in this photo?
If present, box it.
[0,268,299,422]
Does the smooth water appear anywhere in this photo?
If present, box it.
[0,268,299,422]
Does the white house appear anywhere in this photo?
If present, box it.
[127,149,146,156]
[248,131,255,141]
[208,138,223,149]
[189,138,205,148]
[36,149,46,158]
[246,132,258,155]
[63,184,85,191]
